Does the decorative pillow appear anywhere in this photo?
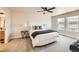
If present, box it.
[34,26,37,30]
[39,26,42,29]
[32,26,42,30]
[32,26,37,30]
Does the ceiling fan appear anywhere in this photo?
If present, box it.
[37,7,55,14]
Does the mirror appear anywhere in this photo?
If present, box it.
[0,14,5,30]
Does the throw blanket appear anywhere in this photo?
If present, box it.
[31,30,56,38]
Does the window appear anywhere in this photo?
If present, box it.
[58,18,65,30]
[57,15,79,32]
[67,16,79,32]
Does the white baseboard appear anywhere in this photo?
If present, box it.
[11,33,21,39]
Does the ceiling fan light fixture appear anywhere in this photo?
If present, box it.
[37,7,55,14]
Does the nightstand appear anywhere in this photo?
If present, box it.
[21,30,30,39]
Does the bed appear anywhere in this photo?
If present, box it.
[29,29,59,47]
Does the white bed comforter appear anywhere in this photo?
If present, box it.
[29,30,59,47]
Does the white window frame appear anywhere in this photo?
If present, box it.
[57,15,79,33]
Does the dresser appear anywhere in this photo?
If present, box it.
[0,31,5,43]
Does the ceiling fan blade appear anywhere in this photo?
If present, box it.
[41,7,45,9]
[41,7,47,11]
[48,7,55,10]
[47,10,53,13]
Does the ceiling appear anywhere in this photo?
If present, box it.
[10,7,79,16]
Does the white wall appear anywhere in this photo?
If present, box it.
[11,7,79,39]
[0,8,12,43]
[11,8,51,38]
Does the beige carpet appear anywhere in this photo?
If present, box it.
[34,35,77,52]
[0,38,33,52]
[0,35,77,52]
